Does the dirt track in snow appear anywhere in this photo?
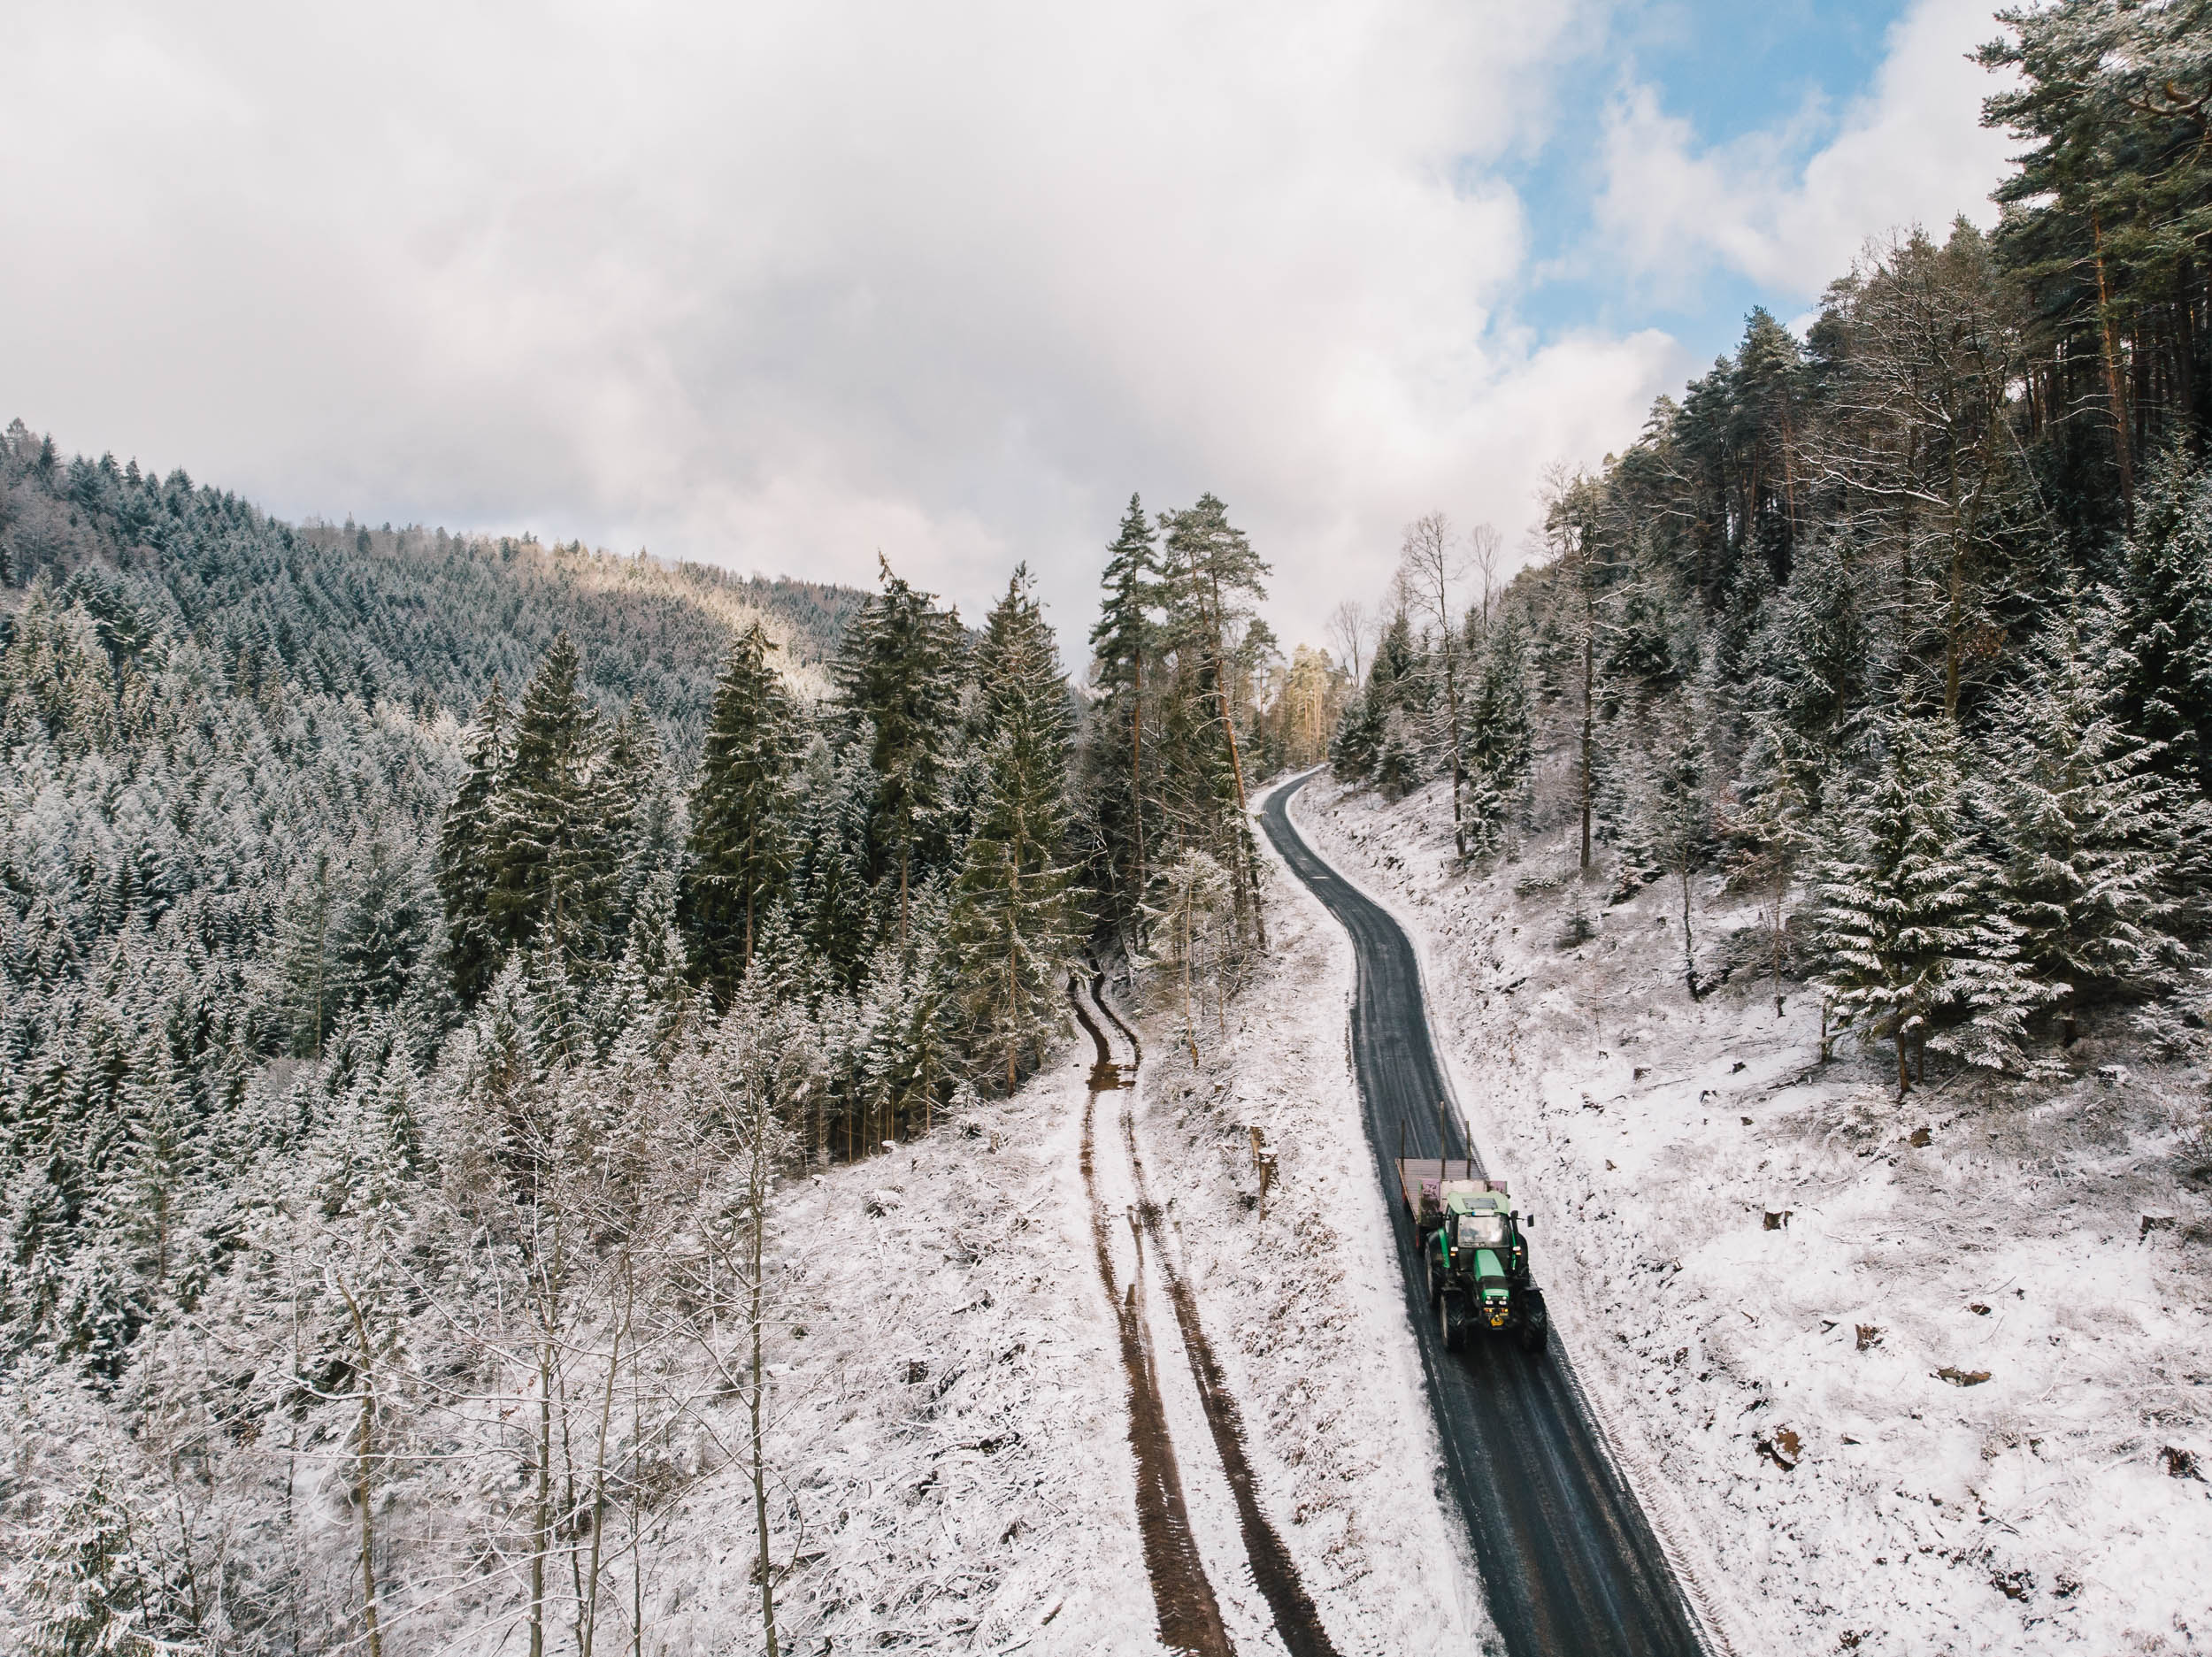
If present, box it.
[1073,976,1232,1655]
[1095,973,1343,1657]
[1071,970,1348,1657]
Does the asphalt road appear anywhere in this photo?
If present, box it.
[1260,772,1711,1657]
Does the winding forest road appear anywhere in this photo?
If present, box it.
[1259,772,1713,1657]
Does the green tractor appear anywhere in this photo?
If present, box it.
[1399,1163,1547,1354]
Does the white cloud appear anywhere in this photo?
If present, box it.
[3,0,1688,655]
[1594,0,2017,302]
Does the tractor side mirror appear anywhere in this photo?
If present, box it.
[1521,1214,1535,1229]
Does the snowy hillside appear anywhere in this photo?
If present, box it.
[1294,773,2212,1656]
[726,831,1482,1652]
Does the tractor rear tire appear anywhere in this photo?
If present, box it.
[1426,1250,1443,1308]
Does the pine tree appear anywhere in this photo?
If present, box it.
[684,624,798,994]
[947,569,1080,1093]
[1158,495,1271,950]
[438,679,511,1006]
[1814,719,2050,1093]
[1988,586,2190,1039]
[486,635,619,975]
[835,559,965,946]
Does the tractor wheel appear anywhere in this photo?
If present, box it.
[1518,1293,1548,1355]
[1439,1292,1463,1354]
[1425,1250,1443,1308]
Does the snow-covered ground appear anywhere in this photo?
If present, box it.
[1097,818,1486,1652]
[658,845,1481,1653]
[1293,773,2212,1656]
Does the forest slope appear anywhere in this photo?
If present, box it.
[1296,771,2212,1656]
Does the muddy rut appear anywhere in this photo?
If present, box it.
[1073,978,1231,1656]
[1071,971,1344,1657]
[1091,974,1343,1657]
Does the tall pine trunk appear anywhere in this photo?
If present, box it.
[1205,568,1265,954]
[1445,640,1465,860]
[1131,645,1145,944]
[2094,211,2136,510]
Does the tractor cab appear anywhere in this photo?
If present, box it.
[1437,1190,1524,1277]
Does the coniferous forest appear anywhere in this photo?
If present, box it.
[4,0,2210,1650]
[0,408,1292,1650]
[1333,0,2212,1101]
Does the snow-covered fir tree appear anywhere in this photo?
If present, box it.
[1813,719,2050,1093]
[1986,584,2195,1039]
[683,622,798,993]
[946,568,1081,1093]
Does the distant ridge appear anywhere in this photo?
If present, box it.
[0,418,866,746]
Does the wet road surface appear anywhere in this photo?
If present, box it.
[1260,774,1711,1657]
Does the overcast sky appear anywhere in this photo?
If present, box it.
[2,0,2016,666]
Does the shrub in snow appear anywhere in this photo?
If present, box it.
[1556,879,1599,947]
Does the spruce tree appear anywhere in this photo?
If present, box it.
[2122,448,2212,794]
[1088,495,1158,942]
[862,917,956,1137]
[1988,587,2189,1039]
[486,635,619,975]
[1463,611,1533,801]
[1732,719,1815,1018]
[603,694,674,938]
[19,1463,155,1657]
[947,568,1080,1093]
[1814,719,2049,1093]
[684,624,798,993]
[1334,611,1419,785]
[333,836,435,1018]
[789,732,876,981]
[438,679,511,1005]
[835,559,965,946]
[1645,706,1714,997]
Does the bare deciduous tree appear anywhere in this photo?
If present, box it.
[1399,512,1473,858]
[1326,599,1369,686]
